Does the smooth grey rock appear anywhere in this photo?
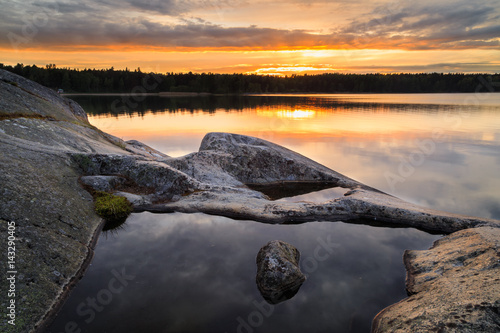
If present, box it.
[372,227,500,333]
[0,69,87,123]
[149,135,500,234]
[170,132,364,187]
[67,131,499,234]
[73,153,203,200]
[256,240,306,304]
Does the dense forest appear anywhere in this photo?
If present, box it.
[1,63,498,94]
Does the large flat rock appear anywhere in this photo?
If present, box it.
[137,133,498,234]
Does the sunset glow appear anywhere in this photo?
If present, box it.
[1,0,499,74]
[276,110,316,119]
[88,97,500,154]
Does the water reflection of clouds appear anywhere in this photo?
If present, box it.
[45,94,500,332]
[48,213,440,333]
[282,132,499,220]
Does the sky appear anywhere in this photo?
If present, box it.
[1,0,499,75]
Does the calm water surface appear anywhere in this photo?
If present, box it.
[48,213,440,333]
[47,93,500,332]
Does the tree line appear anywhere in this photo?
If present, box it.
[1,63,498,94]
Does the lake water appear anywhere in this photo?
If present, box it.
[47,213,440,333]
[47,93,500,332]
[78,93,500,220]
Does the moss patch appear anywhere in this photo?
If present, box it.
[94,191,132,222]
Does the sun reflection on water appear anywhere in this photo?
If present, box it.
[276,109,316,119]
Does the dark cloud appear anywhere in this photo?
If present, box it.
[118,0,187,15]
[32,1,100,14]
[101,0,239,16]
[339,1,500,49]
[0,0,498,51]
[0,11,324,50]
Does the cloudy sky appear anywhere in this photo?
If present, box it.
[1,0,499,74]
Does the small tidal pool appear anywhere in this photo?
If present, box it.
[47,212,440,333]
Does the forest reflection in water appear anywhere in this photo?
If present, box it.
[72,93,500,118]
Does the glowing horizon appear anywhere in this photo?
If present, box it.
[1,0,499,75]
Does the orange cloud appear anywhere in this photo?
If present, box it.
[1,0,499,74]
[1,0,499,52]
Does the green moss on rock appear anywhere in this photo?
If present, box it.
[94,191,132,222]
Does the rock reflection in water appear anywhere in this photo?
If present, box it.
[246,181,347,201]
[101,217,127,232]
[276,186,351,203]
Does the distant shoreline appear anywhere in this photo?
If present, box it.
[5,66,498,95]
[62,91,500,97]
[62,93,159,97]
[62,92,214,97]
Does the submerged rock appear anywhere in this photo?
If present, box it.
[256,240,306,304]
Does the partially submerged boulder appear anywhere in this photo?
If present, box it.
[372,227,500,332]
[167,132,365,188]
[142,134,499,234]
[256,240,306,304]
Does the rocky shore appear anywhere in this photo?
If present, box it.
[0,69,498,332]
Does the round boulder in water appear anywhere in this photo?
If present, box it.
[256,240,306,304]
